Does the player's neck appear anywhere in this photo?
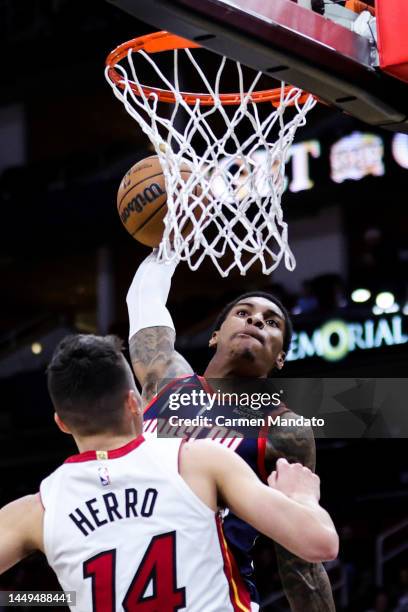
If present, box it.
[204,352,266,378]
[74,430,141,454]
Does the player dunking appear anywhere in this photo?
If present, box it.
[127,251,336,611]
[0,334,338,611]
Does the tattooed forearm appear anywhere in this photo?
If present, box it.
[266,412,335,610]
[275,544,336,611]
[129,326,193,403]
[265,411,316,472]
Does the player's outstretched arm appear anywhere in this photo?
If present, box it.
[266,413,336,611]
[182,440,338,564]
[127,251,193,403]
[0,494,43,574]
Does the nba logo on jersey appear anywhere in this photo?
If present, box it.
[98,466,110,486]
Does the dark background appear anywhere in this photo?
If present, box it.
[0,1,407,610]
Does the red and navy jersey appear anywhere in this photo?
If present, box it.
[143,374,289,603]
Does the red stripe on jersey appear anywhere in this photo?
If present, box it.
[215,514,251,612]
[64,435,145,463]
[257,403,291,482]
[256,436,268,483]
[143,419,156,433]
[198,375,214,394]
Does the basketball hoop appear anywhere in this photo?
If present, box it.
[105,31,317,276]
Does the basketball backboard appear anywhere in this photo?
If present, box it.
[107,0,408,133]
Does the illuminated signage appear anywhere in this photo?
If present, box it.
[210,132,408,199]
[330,132,384,183]
[287,315,408,362]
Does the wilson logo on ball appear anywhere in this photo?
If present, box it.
[117,155,197,247]
[120,183,165,223]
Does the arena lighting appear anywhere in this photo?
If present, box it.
[373,291,400,315]
[372,303,399,316]
[375,292,395,310]
[31,342,43,355]
[351,288,371,303]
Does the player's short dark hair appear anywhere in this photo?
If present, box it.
[213,291,293,355]
[47,334,133,436]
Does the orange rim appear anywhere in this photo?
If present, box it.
[106,31,313,107]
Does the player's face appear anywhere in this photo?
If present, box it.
[210,297,286,376]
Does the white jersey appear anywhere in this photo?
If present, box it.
[40,435,250,612]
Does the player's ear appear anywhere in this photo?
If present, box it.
[275,351,286,370]
[54,412,71,434]
[126,389,142,417]
[209,330,219,348]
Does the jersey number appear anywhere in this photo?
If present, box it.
[83,532,186,611]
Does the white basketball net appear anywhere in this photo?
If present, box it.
[105,44,316,276]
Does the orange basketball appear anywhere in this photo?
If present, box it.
[117,155,194,247]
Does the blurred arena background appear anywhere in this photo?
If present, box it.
[0,1,407,610]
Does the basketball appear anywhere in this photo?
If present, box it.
[117,155,194,247]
